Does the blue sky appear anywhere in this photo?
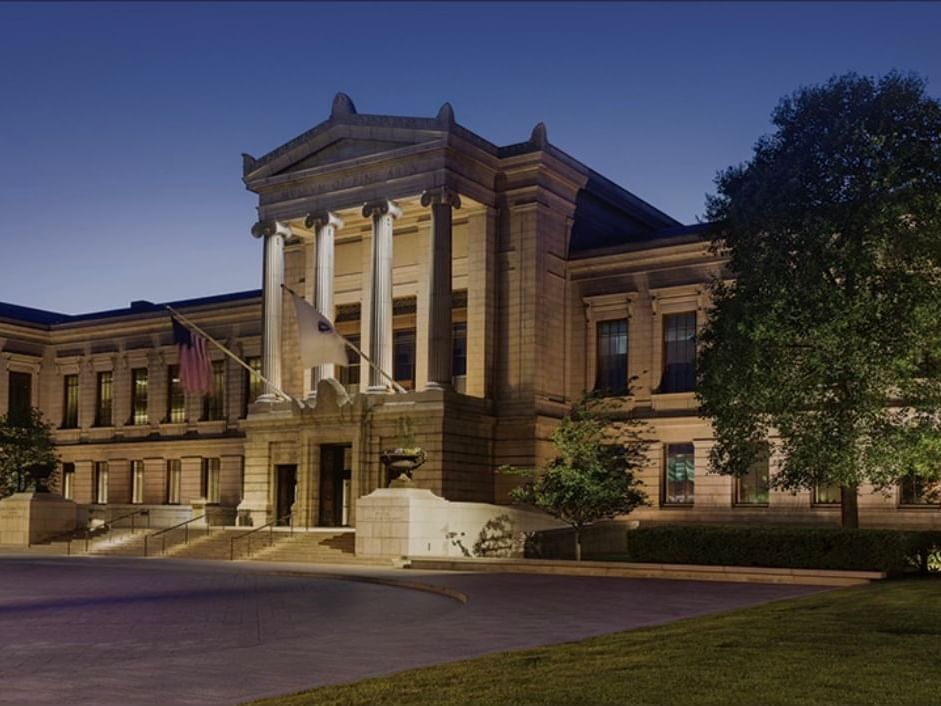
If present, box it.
[2,2,939,313]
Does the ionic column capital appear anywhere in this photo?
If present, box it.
[362,200,402,220]
[250,220,292,239]
[420,187,461,209]
[304,211,344,231]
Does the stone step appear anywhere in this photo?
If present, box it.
[250,532,360,564]
[165,530,241,560]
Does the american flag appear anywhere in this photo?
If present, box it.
[171,318,213,396]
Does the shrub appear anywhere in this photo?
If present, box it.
[623,525,941,575]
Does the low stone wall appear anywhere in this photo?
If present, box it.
[356,487,565,560]
[0,493,78,545]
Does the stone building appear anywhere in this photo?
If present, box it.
[1,94,937,530]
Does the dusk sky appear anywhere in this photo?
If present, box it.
[2,2,939,314]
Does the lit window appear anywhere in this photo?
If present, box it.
[93,462,109,504]
[242,356,263,416]
[166,460,181,504]
[130,460,144,504]
[95,371,113,427]
[735,455,770,505]
[201,458,221,503]
[664,443,695,505]
[62,463,75,501]
[338,336,361,393]
[202,360,225,421]
[62,374,79,429]
[595,319,628,395]
[899,472,940,506]
[167,365,185,423]
[813,482,841,505]
[452,322,467,377]
[661,312,696,393]
[131,368,148,425]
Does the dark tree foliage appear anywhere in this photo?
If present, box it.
[0,407,60,498]
[699,72,941,527]
[503,393,649,560]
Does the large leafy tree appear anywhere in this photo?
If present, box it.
[504,393,649,560]
[0,408,60,498]
[699,72,941,528]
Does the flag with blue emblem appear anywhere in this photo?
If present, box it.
[289,289,349,368]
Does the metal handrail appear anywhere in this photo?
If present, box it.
[103,508,151,544]
[229,513,293,561]
[144,515,207,557]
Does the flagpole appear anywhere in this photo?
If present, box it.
[280,284,408,394]
[165,305,298,405]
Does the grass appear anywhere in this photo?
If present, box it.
[248,578,941,706]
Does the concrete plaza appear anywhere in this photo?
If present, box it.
[0,557,829,705]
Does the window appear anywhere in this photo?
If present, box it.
[338,336,361,392]
[899,472,940,506]
[95,371,113,427]
[242,356,263,416]
[202,360,225,421]
[62,463,75,501]
[201,458,221,503]
[130,460,144,504]
[735,456,770,505]
[595,319,628,395]
[93,461,109,504]
[664,443,695,505]
[393,329,416,390]
[813,482,841,505]
[661,312,697,393]
[166,459,181,504]
[7,371,32,425]
[130,368,148,425]
[167,365,185,423]
[62,374,79,428]
[452,323,467,392]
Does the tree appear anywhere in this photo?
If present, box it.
[503,393,649,560]
[0,408,60,498]
[699,72,941,528]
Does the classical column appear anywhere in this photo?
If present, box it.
[304,211,344,401]
[421,187,461,389]
[362,200,401,393]
[251,220,291,403]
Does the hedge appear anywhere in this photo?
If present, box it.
[623,525,941,575]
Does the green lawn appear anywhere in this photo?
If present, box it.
[248,578,941,706]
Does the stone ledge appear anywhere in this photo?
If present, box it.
[405,556,886,587]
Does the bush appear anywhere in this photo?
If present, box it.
[623,525,941,575]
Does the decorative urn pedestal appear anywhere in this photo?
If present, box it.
[380,448,427,488]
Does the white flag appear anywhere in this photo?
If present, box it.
[290,290,349,368]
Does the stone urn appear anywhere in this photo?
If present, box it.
[380,448,426,487]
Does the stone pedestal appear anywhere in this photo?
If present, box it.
[0,493,78,546]
[190,499,234,527]
[355,487,564,560]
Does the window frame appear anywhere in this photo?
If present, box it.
[62,374,79,429]
[734,455,771,506]
[130,460,144,504]
[201,359,225,421]
[594,318,629,396]
[166,459,182,505]
[95,370,113,427]
[660,311,697,394]
[130,367,148,426]
[662,443,696,506]
[201,457,221,504]
[93,461,109,505]
[166,364,185,423]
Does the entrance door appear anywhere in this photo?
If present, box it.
[319,445,352,527]
[275,464,296,526]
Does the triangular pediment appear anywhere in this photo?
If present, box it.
[278,136,432,175]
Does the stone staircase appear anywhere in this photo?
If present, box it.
[9,526,367,565]
[250,530,361,564]
[164,529,241,560]
[83,528,152,557]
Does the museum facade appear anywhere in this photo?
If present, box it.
[1,94,937,530]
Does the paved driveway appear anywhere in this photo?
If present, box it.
[0,556,829,706]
